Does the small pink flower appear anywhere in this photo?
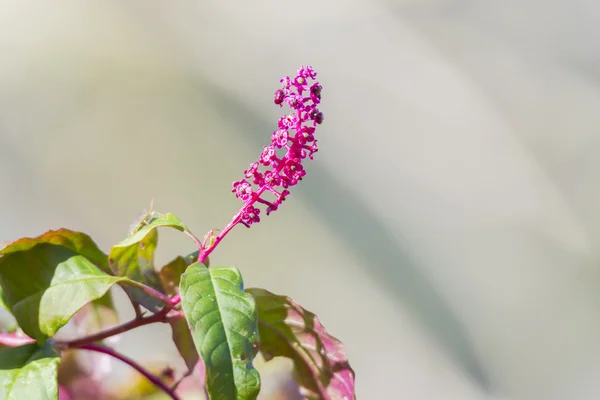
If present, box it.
[232,180,253,201]
[244,162,259,178]
[241,206,261,226]
[295,126,315,145]
[278,114,299,130]
[297,65,317,79]
[280,76,292,91]
[271,129,289,148]
[259,146,277,166]
[264,170,282,187]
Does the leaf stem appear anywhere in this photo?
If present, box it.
[77,343,181,400]
[123,280,174,309]
[184,229,204,253]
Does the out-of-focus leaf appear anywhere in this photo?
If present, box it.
[159,251,198,297]
[0,312,17,334]
[0,342,61,399]
[0,243,127,343]
[246,288,356,400]
[0,285,8,312]
[115,212,188,247]
[169,316,199,372]
[180,263,261,400]
[58,385,72,400]
[72,293,119,337]
[109,212,188,312]
[57,350,116,400]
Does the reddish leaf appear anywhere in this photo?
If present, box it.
[158,251,198,297]
[246,288,355,400]
[0,229,110,273]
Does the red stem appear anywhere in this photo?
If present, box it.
[77,343,181,400]
[57,310,175,348]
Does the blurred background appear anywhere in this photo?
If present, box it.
[1,0,600,399]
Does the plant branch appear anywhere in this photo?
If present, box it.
[77,343,181,400]
[57,309,182,349]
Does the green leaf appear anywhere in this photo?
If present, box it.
[109,212,187,312]
[116,212,188,247]
[246,288,356,400]
[0,243,126,343]
[0,342,61,399]
[180,263,261,400]
[159,251,198,297]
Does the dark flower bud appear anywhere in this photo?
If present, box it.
[310,110,324,124]
[274,89,285,105]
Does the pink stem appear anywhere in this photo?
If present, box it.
[77,343,181,400]
[198,186,268,264]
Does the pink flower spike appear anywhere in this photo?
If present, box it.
[197,66,323,264]
[232,67,322,225]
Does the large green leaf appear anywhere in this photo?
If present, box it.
[180,263,261,400]
[0,243,127,343]
[246,288,356,400]
[109,212,187,311]
[0,342,61,399]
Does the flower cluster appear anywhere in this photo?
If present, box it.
[232,66,323,227]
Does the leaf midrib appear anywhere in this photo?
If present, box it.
[210,272,238,398]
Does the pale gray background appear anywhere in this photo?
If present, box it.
[1,1,600,399]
